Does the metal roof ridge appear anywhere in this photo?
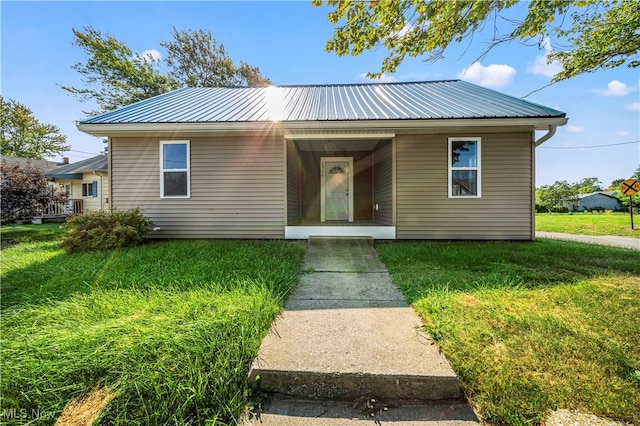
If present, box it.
[183,80,461,90]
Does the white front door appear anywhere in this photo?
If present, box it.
[321,157,353,222]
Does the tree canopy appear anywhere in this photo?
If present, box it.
[160,28,271,88]
[60,27,177,114]
[0,97,70,159]
[62,26,271,113]
[536,180,578,213]
[314,0,640,81]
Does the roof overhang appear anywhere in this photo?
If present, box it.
[46,173,83,180]
[77,117,568,138]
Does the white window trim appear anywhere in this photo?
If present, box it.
[160,140,191,199]
[448,137,481,198]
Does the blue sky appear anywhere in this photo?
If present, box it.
[2,1,639,187]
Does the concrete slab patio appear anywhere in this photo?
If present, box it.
[244,237,479,425]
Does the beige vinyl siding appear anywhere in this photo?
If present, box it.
[396,132,533,240]
[111,135,285,239]
[286,141,302,225]
[373,139,393,225]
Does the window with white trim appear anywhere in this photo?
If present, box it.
[448,137,481,198]
[160,140,190,198]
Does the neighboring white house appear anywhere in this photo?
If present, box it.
[45,154,109,216]
[563,191,622,212]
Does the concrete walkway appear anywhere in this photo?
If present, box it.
[537,232,640,250]
[243,237,479,425]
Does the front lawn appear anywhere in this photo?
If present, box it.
[377,240,640,426]
[1,232,305,425]
[0,223,66,248]
[535,212,639,237]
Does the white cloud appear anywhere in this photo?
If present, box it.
[138,49,162,62]
[625,102,640,111]
[458,62,516,88]
[567,125,585,133]
[593,80,631,96]
[527,37,562,77]
[618,130,630,137]
[390,22,413,39]
[359,72,398,83]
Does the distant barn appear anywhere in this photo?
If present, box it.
[564,191,622,212]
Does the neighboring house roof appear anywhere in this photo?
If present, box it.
[577,191,620,200]
[78,80,567,135]
[0,155,62,172]
[46,155,108,180]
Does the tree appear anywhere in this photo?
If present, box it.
[0,97,70,159]
[536,180,578,213]
[1,159,68,222]
[61,27,178,113]
[160,28,271,88]
[608,178,626,190]
[315,0,640,81]
[62,27,270,114]
[574,177,603,194]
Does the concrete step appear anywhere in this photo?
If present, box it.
[248,304,461,401]
[304,236,387,272]
[241,394,479,425]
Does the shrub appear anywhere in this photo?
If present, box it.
[1,159,68,222]
[61,208,153,253]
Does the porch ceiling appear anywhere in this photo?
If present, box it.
[294,138,386,151]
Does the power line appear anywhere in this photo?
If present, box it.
[68,149,103,156]
[539,140,640,149]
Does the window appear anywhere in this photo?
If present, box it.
[160,140,190,198]
[448,137,481,198]
[82,181,97,197]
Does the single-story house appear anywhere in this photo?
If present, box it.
[77,80,567,240]
[563,191,622,212]
[46,154,109,215]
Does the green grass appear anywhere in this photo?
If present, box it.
[377,240,640,426]
[0,223,66,248]
[535,212,640,237]
[1,235,306,425]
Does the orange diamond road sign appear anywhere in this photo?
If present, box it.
[620,179,640,196]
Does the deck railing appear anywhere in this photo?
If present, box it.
[41,199,83,216]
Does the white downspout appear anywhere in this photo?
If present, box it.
[94,171,103,211]
[534,124,557,147]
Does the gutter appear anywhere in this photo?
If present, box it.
[534,124,557,147]
[77,117,568,137]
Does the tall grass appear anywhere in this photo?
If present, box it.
[1,238,305,425]
[377,239,640,426]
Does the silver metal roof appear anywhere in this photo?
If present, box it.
[80,80,565,124]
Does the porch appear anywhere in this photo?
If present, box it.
[32,199,83,223]
[284,136,395,239]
